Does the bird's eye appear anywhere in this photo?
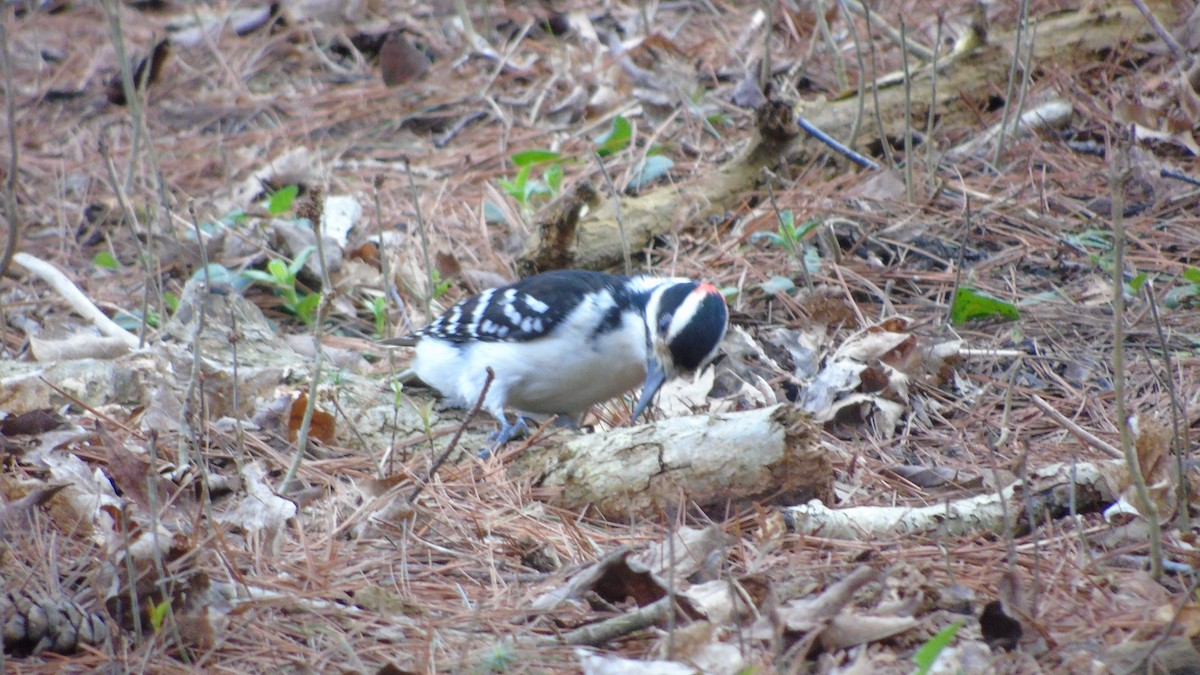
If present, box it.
[657,312,672,335]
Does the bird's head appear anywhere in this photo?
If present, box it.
[632,280,729,422]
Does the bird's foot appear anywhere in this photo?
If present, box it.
[479,417,530,458]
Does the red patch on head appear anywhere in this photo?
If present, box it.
[696,282,723,301]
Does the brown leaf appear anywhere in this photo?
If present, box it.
[0,409,65,435]
[106,39,171,106]
[0,484,68,539]
[288,392,336,444]
[980,600,1022,651]
[348,241,381,266]
[380,33,431,87]
[103,433,174,515]
[434,251,462,280]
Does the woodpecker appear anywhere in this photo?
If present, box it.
[389,270,728,445]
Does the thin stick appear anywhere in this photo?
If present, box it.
[899,16,914,202]
[1110,131,1162,580]
[280,193,331,493]
[945,195,970,326]
[591,150,632,276]
[0,8,19,279]
[1129,0,1183,59]
[837,0,935,61]
[860,1,895,170]
[924,13,943,187]
[12,252,139,348]
[814,0,846,91]
[99,0,146,192]
[553,595,673,647]
[404,158,435,322]
[98,133,151,347]
[1028,394,1122,459]
[408,366,495,503]
[836,0,868,154]
[993,0,1031,164]
[1142,279,1189,529]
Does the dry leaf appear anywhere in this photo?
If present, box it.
[380,32,431,87]
[288,392,336,444]
[106,39,171,106]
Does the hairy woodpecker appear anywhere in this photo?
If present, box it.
[390,269,728,445]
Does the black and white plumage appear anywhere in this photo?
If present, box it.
[396,270,728,445]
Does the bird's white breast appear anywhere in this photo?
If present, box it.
[413,300,650,420]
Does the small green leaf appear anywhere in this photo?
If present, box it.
[511,149,561,167]
[913,620,963,674]
[293,293,321,324]
[369,296,387,338]
[795,218,822,238]
[594,115,632,157]
[1164,285,1198,309]
[778,209,795,232]
[749,231,786,248]
[760,276,795,295]
[267,184,299,216]
[267,259,291,285]
[1183,268,1200,286]
[241,269,276,285]
[1128,272,1148,294]
[628,155,674,190]
[92,251,121,271]
[544,163,563,194]
[287,246,316,278]
[499,165,533,202]
[149,599,170,632]
[951,288,1019,325]
[163,292,180,313]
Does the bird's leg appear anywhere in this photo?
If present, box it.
[488,416,530,445]
[479,416,530,458]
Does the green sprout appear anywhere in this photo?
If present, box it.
[242,246,320,325]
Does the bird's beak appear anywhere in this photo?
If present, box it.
[631,359,667,423]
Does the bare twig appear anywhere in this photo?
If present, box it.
[553,595,674,647]
[838,0,935,61]
[12,252,139,348]
[993,0,1031,164]
[408,366,496,503]
[404,158,435,322]
[1028,394,1123,460]
[280,192,331,494]
[836,0,868,153]
[0,8,19,280]
[924,13,943,187]
[590,150,632,276]
[861,1,895,170]
[1129,0,1183,59]
[899,16,914,202]
[1141,279,1189,530]
[814,0,846,91]
[1110,131,1162,580]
